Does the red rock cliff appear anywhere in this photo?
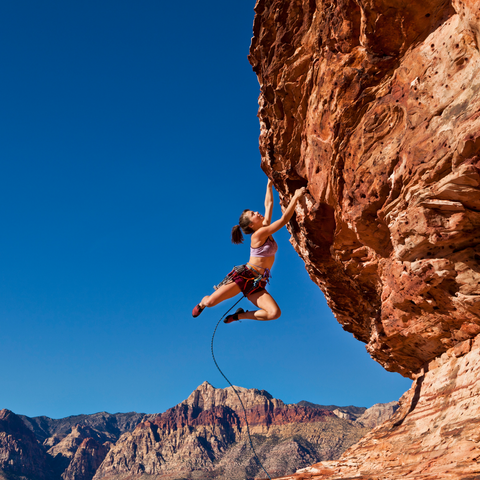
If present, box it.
[275,337,480,480]
[249,0,480,378]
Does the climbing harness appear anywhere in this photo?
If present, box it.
[214,264,270,295]
[210,283,272,480]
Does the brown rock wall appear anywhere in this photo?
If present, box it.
[275,334,480,479]
[249,0,480,377]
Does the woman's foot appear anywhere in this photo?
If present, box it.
[192,304,205,317]
[224,308,245,324]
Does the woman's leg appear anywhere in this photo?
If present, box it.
[237,289,281,321]
[200,281,242,308]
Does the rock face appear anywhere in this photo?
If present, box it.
[249,0,480,378]
[249,0,480,478]
[93,382,371,480]
[276,335,480,479]
[0,409,53,479]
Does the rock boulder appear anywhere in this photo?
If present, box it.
[249,0,480,378]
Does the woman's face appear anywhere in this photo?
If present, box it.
[248,211,264,229]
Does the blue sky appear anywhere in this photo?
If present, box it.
[0,0,411,419]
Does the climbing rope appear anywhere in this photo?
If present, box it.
[210,294,272,480]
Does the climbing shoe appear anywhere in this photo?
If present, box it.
[224,308,244,324]
[192,304,205,318]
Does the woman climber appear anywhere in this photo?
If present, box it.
[192,179,306,324]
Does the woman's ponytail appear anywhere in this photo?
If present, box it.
[231,209,254,244]
[231,224,244,244]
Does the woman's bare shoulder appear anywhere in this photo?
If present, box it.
[250,228,270,247]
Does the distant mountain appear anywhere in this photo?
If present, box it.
[93,382,376,480]
[19,411,145,480]
[20,411,145,444]
[0,383,398,480]
[296,401,367,420]
[354,401,399,428]
[296,400,399,427]
[0,408,54,480]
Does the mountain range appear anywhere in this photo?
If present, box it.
[0,382,397,480]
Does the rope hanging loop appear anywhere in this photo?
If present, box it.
[210,291,272,480]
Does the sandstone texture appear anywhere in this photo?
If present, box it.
[276,335,480,479]
[249,0,480,378]
[92,382,371,480]
[249,0,480,478]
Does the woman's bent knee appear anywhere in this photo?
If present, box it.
[203,296,216,308]
[268,308,281,320]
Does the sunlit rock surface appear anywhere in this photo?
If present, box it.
[249,0,480,378]
[249,0,480,478]
[275,336,480,479]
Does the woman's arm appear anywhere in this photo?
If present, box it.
[263,179,274,225]
[253,187,306,242]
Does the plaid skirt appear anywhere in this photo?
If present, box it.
[214,264,270,296]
